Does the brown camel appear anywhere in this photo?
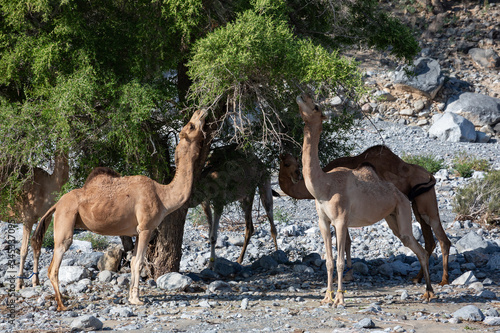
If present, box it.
[0,153,69,290]
[190,146,277,267]
[31,109,207,311]
[279,146,451,285]
[297,93,434,307]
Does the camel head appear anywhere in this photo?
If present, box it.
[296,93,327,124]
[175,109,208,164]
[279,153,301,184]
[180,109,207,142]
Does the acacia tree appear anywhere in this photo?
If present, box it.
[0,0,419,278]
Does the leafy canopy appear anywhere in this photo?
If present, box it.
[0,0,419,214]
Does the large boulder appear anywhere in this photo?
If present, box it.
[445,92,500,128]
[428,112,476,142]
[393,57,444,99]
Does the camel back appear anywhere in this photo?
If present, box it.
[84,167,121,187]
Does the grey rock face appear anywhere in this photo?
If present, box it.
[446,92,500,127]
[429,112,476,142]
[393,57,445,99]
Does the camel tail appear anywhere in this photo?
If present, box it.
[31,204,57,250]
[408,175,436,201]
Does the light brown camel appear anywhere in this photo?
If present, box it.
[296,93,434,307]
[31,109,207,311]
[190,146,277,267]
[0,152,69,290]
[279,145,451,285]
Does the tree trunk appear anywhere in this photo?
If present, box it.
[146,206,189,279]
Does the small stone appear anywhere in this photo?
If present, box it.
[70,315,103,331]
[401,290,409,301]
[98,270,113,283]
[207,280,232,293]
[110,306,134,317]
[483,316,500,326]
[156,272,193,291]
[355,318,375,328]
[453,305,484,322]
[241,298,249,310]
[451,271,478,285]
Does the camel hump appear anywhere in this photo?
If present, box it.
[357,161,377,172]
[84,167,121,186]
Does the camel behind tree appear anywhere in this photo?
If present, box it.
[279,145,451,285]
[0,152,69,290]
[190,145,277,266]
[31,109,207,311]
[296,93,434,307]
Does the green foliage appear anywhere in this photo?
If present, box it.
[402,153,444,174]
[452,152,490,178]
[274,207,291,224]
[453,170,500,225]
[42,221,54,249]
[188,206,207,227]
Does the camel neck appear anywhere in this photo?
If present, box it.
[157,141,199,212]
[278,173,314,200]
[301,122,327,198]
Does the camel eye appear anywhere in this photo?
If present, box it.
[314,105,319,111]
[189,124,195,130]
[284,163,290,167]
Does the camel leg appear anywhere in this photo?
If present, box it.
[343,230,353,282]
[202,201,220,269]
[414,192,451,285]
[16,222,33,290]
[128,229,153,305]
[317,210,336,305]
[333,223,348,307]
[237,195,255,264]
[386,204,434,301]
[49,216,75,311]
[412,203,435,284]
[259,179,278,251]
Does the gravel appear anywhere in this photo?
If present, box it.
[1,118,499,333]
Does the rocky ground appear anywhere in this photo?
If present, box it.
[1,1,500,332]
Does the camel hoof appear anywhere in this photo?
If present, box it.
[321,297,332,305]
[422,291,436,301]
[439,279,449,286]
[57,305,68,311]
[129,298,144,306]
